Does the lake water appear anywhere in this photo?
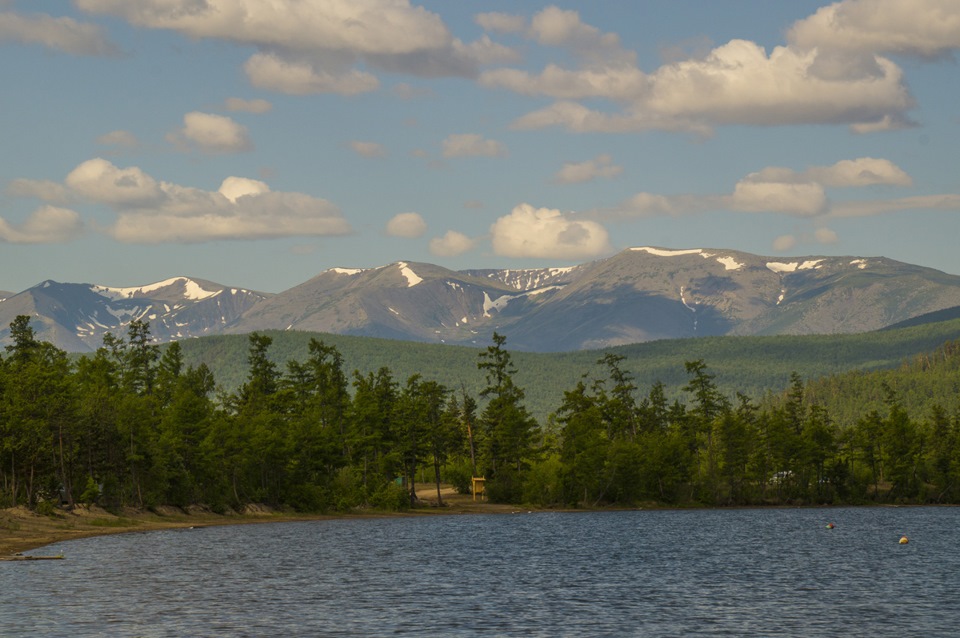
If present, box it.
[2,507,957,637]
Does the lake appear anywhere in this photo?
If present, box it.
[2,507,957,636]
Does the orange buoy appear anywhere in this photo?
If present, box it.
[826,523,835,529]
[899,535,909,544]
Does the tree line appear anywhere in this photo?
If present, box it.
[2,315,959,513]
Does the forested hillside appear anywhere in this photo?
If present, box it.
[176,318,960,425]
[4,315,960,515]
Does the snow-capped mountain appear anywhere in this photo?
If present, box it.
[0,277,268,352]
[4,248,960,353]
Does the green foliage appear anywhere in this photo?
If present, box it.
[7,314,960,513]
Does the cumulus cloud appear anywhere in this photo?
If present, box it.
[244,52,379,95]
[66,158,163,206]
[474,12,526,35]
[481,5,919,135]
[0,206,83,244]
[553,154,622,184]
[490,203,611,259]
[788,0,960,58]
[527,6,635,65]
[76,0,494,93]
[745,158,912,187]
[218,176,270,203]
[729,181,827,217]
[0,10,117,55]
[167,112,253,153]
[815,227,839,244]
[6,178,69,204]
[350,141,388,158]
[772,235,796,252]
[60,158,350,243]
[442,133,507,158]
[386,212,426,238]
[224,97,272,113]
[613,157,917,219]
[430,230,475,256]
[97,130,139,149]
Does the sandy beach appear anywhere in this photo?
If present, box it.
[0,485,516,557]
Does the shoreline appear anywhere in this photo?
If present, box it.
[0,488,519,557]
[4,496,950,557]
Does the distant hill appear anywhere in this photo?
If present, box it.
[5,247,960,353]
[175,317,960,425]
[882,305,960,330]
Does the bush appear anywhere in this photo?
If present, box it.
[80,476,101,505]
[445,461,473,495]
[35,500,58,517]
[368,481,409,511]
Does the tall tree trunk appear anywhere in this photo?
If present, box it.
[433,455,443,506]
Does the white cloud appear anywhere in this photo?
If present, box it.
[350,141,388,158]
[66,158,163,206]
[77,0,491,93]
[442,133,507,158]
[482,65,647,101]
[772,235,796,252]
[60,158,350,243]
[77,0,451,54]
[788,0,960,58]
[0,206,83,244]
[746,158,912,188]
[386,212,426,238]
[482,5,917,135]
[553,154,622,184]
[0,10,116,55]
[453,34,520,66]
[224,97,272,113]
[474,12,526,35]
[490,203,611,259]
[244,53,379,96]
[6,178,69,204]
[728,181,827,217]
[612,157,918,219]
[96,130,139,148]
[218,176,270,203]
[815,227,839,244]
[430,230,474,256]
[167,112,252,154]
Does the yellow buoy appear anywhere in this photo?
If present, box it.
[899,535,909,544]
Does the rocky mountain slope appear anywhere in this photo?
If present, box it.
[4,248,960,352]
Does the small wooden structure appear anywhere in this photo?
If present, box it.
[472,477,486,501]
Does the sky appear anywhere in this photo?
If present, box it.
[1,0,959,294]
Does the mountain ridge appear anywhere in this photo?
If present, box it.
[4,247,960,353]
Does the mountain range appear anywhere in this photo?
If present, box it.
[4,247,960,353]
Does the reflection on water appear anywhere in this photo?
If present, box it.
[2,507,958,637]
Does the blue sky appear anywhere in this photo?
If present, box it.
[1,0,958,294]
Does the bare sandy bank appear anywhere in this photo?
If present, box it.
[0,486,518,557]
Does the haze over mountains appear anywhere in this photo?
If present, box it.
[4,247,960,353]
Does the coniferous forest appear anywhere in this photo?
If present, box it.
[2,315,960,514]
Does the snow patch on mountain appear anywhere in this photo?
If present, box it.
[482,285,562,318]
[330,267,365,276]
[632,246,710,257]
[850,259,868,269]
[93,277,220,301]
[766,260,823,274]
[715,256,744,271]
[397,262,422,287]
